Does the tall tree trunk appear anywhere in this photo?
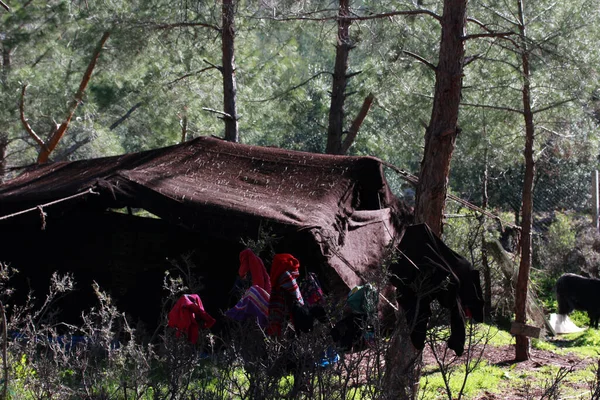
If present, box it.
[515,0,534,362]
[222,0,239,143]
[414,0,467,236]
[386,1,468,396]
[326,0,351,155]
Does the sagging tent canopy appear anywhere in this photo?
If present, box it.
[0,136,401,307]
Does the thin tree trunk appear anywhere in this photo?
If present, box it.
[37,31,110,163]
[515,0,534,362]
[180,113,188,143]
[341,93,374,154]
[0,134,7,184]
[1,38,10,183]
[1,43,9,87]
[326,0,352,155]
[414,0,468,237]
[481,145,492,320]
[222,0,238,143]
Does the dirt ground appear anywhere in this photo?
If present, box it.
[421,342,597,399]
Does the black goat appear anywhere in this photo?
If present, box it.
[556,273,600,328]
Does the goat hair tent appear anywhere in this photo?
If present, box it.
[0,136,402,327]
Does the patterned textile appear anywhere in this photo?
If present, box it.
[167,294,216,344]
[225,285,270,328]
[267,254,304,336]
[238,248,271,293]
[300,272,325,305]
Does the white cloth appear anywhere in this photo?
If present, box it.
[549,313,586,334]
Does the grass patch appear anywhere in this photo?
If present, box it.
[534,329,600,357]
[419,362,505,399]
[482,325,514,347]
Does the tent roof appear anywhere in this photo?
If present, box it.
[1,136,393,228]
[0,136,400,290]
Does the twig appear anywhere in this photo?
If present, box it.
[0,0,9,12]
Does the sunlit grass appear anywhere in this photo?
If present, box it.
[419,362,505,399]
[533,328,600,357]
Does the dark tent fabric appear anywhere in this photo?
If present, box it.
[0,136,400,321]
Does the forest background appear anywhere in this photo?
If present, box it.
[2,0,600,397]
[1,0,599,216]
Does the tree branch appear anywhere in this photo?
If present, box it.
[0,0,10,12]
[532,97,576,114]
[19,85,49,152]
[250,71,332,103]
[460,101,523,114]
[202,107,232,119]
[203,58,222,73]
[144,21,220,32]
[403,50,436,71]
[463,32,514,40]
[38,31,110,163]
[537,125,575,138]
[109,102,143,130]
[262,9,441,22]
[341,93,375,154]
[166,66,217,86]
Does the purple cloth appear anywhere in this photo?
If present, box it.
[225,285,270,328]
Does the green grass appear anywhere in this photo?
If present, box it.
[420,362,505,399]
[534,328,600,357]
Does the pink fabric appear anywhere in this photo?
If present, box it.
[239,248,271,293]
[167,294,216,344]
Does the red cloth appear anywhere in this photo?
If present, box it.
[267,253,303,336]
[167,294,216,344]
[269,253,300,289]
[239,248,271,293]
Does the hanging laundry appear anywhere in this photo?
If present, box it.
[168,294,215,344]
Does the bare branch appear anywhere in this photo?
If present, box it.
[537,125,576,138]
[19,85,49,152]
[0,0,9,12]
[463,31,514,40]
[343,10,441,22]
[142,21,220,32]
[532,98,576,114]
[460,101,523,114]
[403,50,436,71]
[202,107,232,119]
[109,102,143,130]
[249,71,332,103]
[166,66,217,86]
[203,59,222,73]
[259,9,441,22]
[341,93,375,154]
[467,17,519,47]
